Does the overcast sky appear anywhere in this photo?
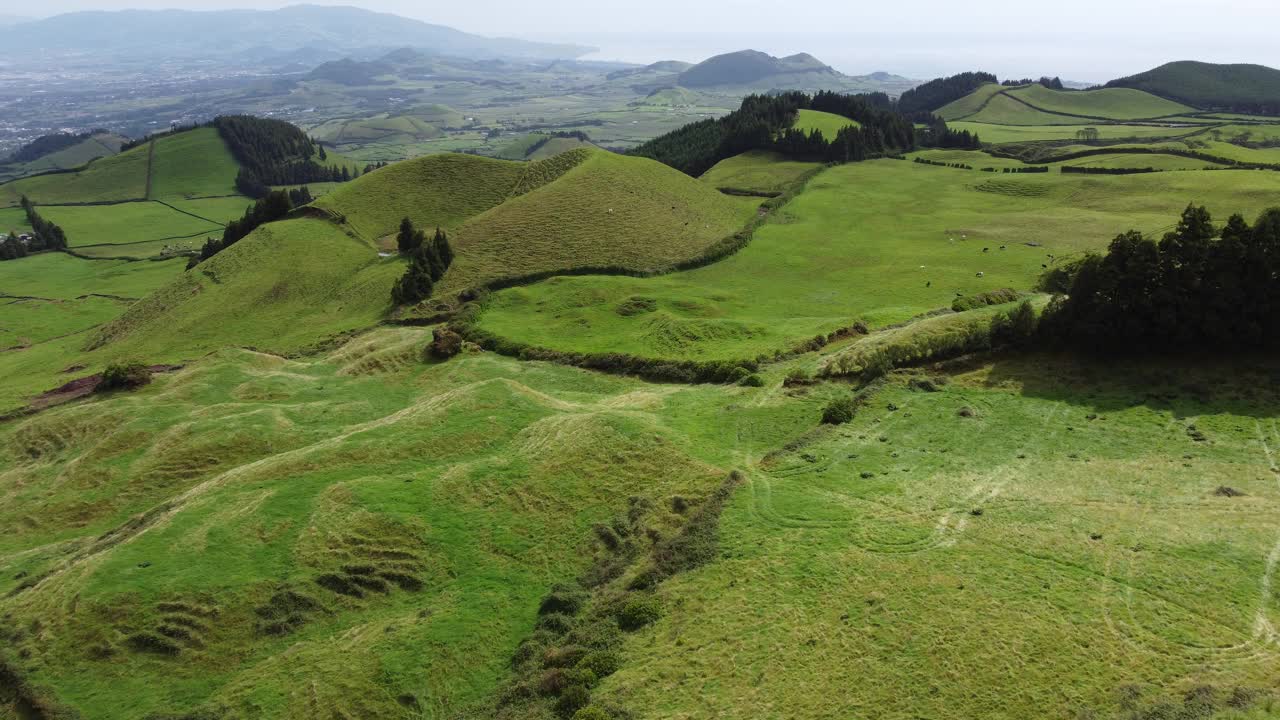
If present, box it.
[15,0,1280,81]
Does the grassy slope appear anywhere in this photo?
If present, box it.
[0,253,182,300]
[312,152,565,241]
[476,156,1280,361]
[440,150,759,294]
[594,353,1280,719]
[148,128,241,199]
[493,133,549,160]
[526,136,594,160]
[959,91,1089,125]
[0,338,814,719]
[0,133,126,183]
[700,150,820,194]
[89,217,399,361]
[0,142,150,207]
[948,121,1206,144]
[1007,84,1194,119]
[936,82,1007,120]
[793,109,860,138]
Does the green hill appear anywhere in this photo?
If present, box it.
[0,131,128,183]
[1005,84,1193,120]
[1107,60,1280,114]
[313,151,584,242]
[677,50,848,89]
[309,114,446,146]
[940,84,1194,125]
[0,142,150,206]
[88,217,399,359]
[148,127,240,199]
[440,149,758,293]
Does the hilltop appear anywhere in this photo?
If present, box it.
[0,131,128,184]
[675,50,913,93]
[1107,60,1280,114]
[7,5,594,61]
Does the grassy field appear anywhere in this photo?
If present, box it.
[0,253,183,300]
[700,150,820,194]
[0,336,816,719]
[936,82,1008,120]
[475,156,1280,362]
[793,109,860,138]
[0,133,127,184]
[947,121,1207,144]
[440,150,760,294]
[1007,84,1194,119]
[592,352,1280,719]
[0,143,150,207]
[90,217,400,360]
[40,202,224,251]
[955,91,1092,125]
[148,128,240,199]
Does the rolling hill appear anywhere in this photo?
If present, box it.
[939,83,1196,125]
[7,5,593,61]
[675,50,915,93]
[0,132,129,184]
[1107,60,1280,114]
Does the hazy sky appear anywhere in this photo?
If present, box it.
[15,0,1280,81]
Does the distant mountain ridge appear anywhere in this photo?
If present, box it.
[7,5,593,61]
[1107,61,1280,115]
[648,50,917,94]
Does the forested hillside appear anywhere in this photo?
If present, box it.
[212,116,352,197]
[1107,61,1280,114]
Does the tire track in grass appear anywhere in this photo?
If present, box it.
[1096,421,1280,663]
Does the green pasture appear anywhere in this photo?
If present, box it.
[793,109,860,138]
[476,156,1280,362]
[40,202,224,251]
[1007,84,1194,119]
[0,337,814,718]
[700,150,820,193]
[594,353,1280,719]
[936,82,1006,120]
[0,143,150,207]
[948,121,1207,144]
[148,128,240,199]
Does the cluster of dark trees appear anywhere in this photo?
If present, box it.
[1003,77,1066,89]
[391,218,454,306]
[120,122,201,152]
[631,91,917,175]
[897,72,997,114]
[918,116,981,149]
[1040,205,1280,349]
[190,190,294,267]
[2,196,68,260]
[362,161,390,175]
[1060,166,1157,175]
[1003,166,1049,173]
[212,116,352,198]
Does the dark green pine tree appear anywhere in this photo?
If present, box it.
[391,250,435,306]
[318,144,327,161]
[397,218,423,253]
[431,227,454,269]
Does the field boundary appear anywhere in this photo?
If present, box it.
[143,140,156,200]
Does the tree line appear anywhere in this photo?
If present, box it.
[896,72,997,114]
[1003,77,1065,89]
[212,116,353,198]
[1040,204,1280,350]
[2,196,69,261]
[188,190,296,268]
[630,91,919,176]
[391,218,454,306]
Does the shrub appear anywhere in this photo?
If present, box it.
[990,300,1038,347]
[908,376,945,392]
[821,396,859,425]
[739,374,764,387]
[952,288,1020,312]
[1214,486,1245,497]
[96,362,151,393]
[556,685,592,717]
[615,296,657,316]
[616,596,662,631]
[428,328,464,360]
[572,707,613,720]
[784,368,814,387]
[539,584,588,616]
[576,651,621,678]
[543,645,589,668]
[537,612,575,635]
